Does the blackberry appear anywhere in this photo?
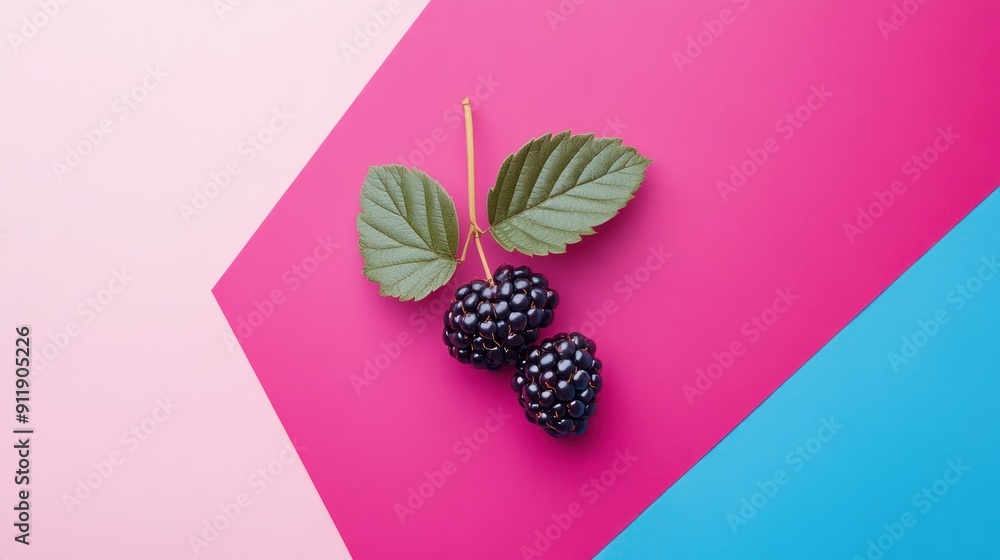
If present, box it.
[512,332,603,437]
[443,265,559,370]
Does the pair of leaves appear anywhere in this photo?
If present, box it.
[357,132,651,301]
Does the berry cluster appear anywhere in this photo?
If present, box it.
[443,265,558,370]
[443,265,605,438]
[513,333,603,437]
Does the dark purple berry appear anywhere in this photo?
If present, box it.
[512,332,604,437]
[508,311,528,331]
[459,313,478,334]
[510,293,531,311]
[538,353,555,370]
[442,264,559,371]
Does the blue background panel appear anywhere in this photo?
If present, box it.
[599,189,1000,560]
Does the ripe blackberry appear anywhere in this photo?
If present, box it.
[512,332,603,437]
[443,265,559,370]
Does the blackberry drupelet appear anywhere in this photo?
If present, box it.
[443,265,559,370]
[512,332,603,437]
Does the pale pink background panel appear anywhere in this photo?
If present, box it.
[214,1,1000,558]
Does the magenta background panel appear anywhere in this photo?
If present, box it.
[213,1,1000,558]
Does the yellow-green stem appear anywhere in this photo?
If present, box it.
[462,97,492,280]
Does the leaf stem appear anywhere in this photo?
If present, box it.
[473,233,491,279]
[463,97,492,280]
[457,227,475,263]
[463,98,480,233]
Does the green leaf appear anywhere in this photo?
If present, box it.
[487,132,651,256]
[357,165,459,301]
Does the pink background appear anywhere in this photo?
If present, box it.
[1,0,430,558]
[1,0,997,558]
[214,1,1000,559]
